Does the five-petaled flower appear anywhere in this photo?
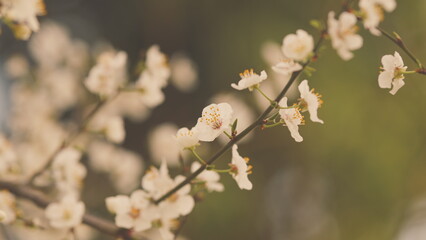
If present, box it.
[328,11,363,61]
[45,194,85,229]
[281,29,314,62]
[195,103,234,142]
[378,51,408,95]
[231,69,267,91]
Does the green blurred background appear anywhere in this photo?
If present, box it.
[2,0,426,239]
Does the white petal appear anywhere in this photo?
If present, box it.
[390,77,405,95]
[378,70,393,89]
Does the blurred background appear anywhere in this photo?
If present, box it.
[1,0,426,239]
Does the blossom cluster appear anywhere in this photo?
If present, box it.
[1,0,424,239]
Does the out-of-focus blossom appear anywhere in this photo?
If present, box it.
[359,0,396,36]
[45,195,85,229]
[0,190,16,224]
[175,127,199,150]
[88,141,143,193]
[272,59,302,76]
[191,162,224,192]
[106,190,155,232]
[279,97,304,142]
[230,145,253,190]
[170,53,198,92]
[328,11,363,60]
[85,51,127,97]
[145,45,171,88]
[135,71,165,108]
[378,51,407,95]
[4,54,29,78]
[0,134,20,181]
[231,69,267,91]
[88,115,126,144]
[51,148,86,195]
[281,30,314,61]
[0,0,46,40]
[149,123,181,167]
[195,103,234,142]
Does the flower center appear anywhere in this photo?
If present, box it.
[239,69,255,78]
[200,105,223,130]
[129,207,140,219]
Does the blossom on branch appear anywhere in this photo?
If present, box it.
[45,195,85,229]
[195,103,234,142]
[106,190,155,232]
[231,69,267,91]
[298,80,324,124]
[359,0,396,36]
[191,162,224,192]
[230,145,253,190]
[176,127,200,150]
[378,51,408,95]
[328,11,363,61]
[84,51,127,97]
[279,97,304,142]
[281,29,314,62]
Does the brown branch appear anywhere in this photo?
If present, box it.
[377,27,424,70]
[154,30,327,204]
[0,180,139,240]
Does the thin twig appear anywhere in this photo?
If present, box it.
[154,31,327,204]
[377,27,424,70]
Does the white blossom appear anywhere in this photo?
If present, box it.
[195,103,234,142]
[136,70,165,108]
[145,45,171,88]
[279,97,304,142]
[359,0,396,36]
[272,59,302,76]
[51,148,86,194]
[378,51,407,95]
[89,115,126,144]
[149,123,181,167]
[0,0,46,39]
[231,69,267,91]
[170,53,198,92]
[45,195,85,229]
[84,51,127,97]
[327,11,363,60]
[106,190,155,232]
[281,29,314,61]
[0,191,16,224]
[211,93,256,144]
[141,161,194,218]
[158,175,195,219]
[298,80,324,124]
[191,162,224,192]
[230,145,253,190]
[175,127,199,150]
